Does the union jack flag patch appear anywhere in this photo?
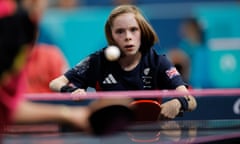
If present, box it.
[166,67,180,79]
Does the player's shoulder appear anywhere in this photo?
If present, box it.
[89,47,107,61]
[144,48,168,65]
[80,47,112,68]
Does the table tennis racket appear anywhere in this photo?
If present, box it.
[88,98,134,136]
[127,100,165,143]
[130,99,162,122]
[127,99,162,143]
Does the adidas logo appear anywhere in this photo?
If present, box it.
[103,74,117,84]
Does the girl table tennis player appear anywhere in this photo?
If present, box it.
[49,5,197,119]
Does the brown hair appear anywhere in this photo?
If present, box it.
[105,5,159,53]
[0,5,37,79]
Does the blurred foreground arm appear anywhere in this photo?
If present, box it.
[13,99,90,130]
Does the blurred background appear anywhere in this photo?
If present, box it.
[37,0,240,89]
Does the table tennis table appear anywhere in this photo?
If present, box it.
[2,90,240,144]
[3,119,240,144]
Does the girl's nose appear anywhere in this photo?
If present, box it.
[125,31,132,41]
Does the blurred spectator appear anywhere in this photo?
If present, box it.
[24,44,68,93]
[167,18,206,85]
[21,0,69,93]
[112,0,137,5]
[57,0,80,10]
[179,17,206,59]
[21,0,48,23]
[179,18,207,87]
[48,0,81,9]
[167,48,190,83]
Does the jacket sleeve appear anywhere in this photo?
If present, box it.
[157,55,188,89]
[64,52,100,89]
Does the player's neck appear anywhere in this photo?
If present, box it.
[118,52,141,71]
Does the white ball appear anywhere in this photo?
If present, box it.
[104,45,120,61]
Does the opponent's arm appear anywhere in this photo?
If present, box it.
[13,99,133,135]
[13,100,90,130]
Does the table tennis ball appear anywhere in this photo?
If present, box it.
[105,45,120,61]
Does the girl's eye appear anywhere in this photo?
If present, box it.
[116,29,124,34]
[130,27,138,32]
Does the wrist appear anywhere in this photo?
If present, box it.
[176,97,189,112]
[60,85,78,93]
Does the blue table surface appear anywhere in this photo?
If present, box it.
[3,119,240,144]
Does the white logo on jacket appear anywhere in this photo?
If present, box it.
[142,68,152,89]
[103,74,117,84]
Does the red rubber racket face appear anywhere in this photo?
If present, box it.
[130,100,161,122]
[89,105,134,136]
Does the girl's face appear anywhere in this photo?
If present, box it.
[111,13,141,57]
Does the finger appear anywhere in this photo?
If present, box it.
[159,106,175,120]
[71,89,86,95]
[71,89,86,101]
